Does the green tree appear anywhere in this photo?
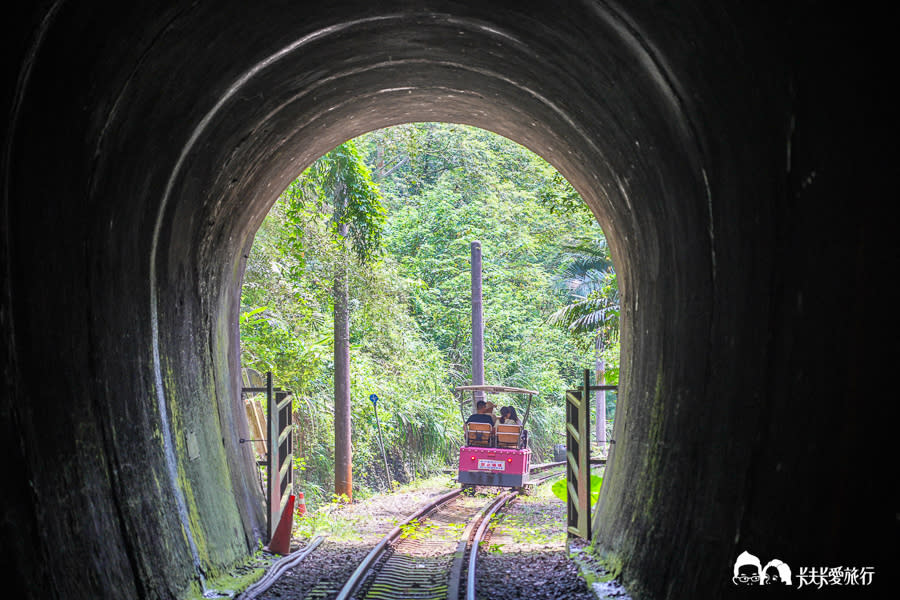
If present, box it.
[358,123,603,455]
[548,233,620,447]
[288,140,385,501]
[242,123,619,504]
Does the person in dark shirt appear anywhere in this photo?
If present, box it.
[466,400,495,425]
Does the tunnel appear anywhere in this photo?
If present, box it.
[1,2,894,598]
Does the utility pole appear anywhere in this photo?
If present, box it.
[595,336,607,453]
[471,241,485,410]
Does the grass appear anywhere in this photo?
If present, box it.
[398,518,440,539]
[293,500,366,541]
[488,481,568,548]
[184,548,275,599]
[292,473,458,542]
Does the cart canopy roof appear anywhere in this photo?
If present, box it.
[455,384,538,395]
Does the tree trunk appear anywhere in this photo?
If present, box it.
[334,207,352,501]
[376,142,384,177]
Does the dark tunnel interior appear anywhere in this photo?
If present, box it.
[1,2,895,598]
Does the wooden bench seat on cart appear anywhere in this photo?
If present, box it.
[495,423,523,449]
[465,422,494,447]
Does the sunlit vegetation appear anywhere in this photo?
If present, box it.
[488,481,569,550]
[240,123,619,508]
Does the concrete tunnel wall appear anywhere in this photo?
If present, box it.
[1,2,893,598]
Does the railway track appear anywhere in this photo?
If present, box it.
[239,463,565,600]
[239,536,327,599]
[337,464,564,600]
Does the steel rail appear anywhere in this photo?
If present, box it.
[463,468,564,600]
[461,491,517,600]
[531,460,566,471]
[443,488,516,600]
[337,465,567,600]
[237,534,326,600]
[364,467,567,600]
[335,487,462,600]
[236,465,566,600]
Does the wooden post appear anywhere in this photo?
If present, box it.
[266,372,277,539]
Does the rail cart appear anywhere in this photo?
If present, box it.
[456,384,536,491]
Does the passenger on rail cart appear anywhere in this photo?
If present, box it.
[465,400,496,425]
[457,385,535,491]
[498,405,521,425]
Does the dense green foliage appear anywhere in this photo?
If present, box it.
[549,238,620,344]
[288,140,386,263]
[551,474,603,507]
[240,123,619,507]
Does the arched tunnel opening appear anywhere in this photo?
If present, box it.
[1,3,892,599]
[239,120,621,511]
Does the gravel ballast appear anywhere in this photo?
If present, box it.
[241,477,630,599]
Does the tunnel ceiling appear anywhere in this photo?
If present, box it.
[1,2,893,599]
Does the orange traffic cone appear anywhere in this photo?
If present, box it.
[267,494,295,555]
[296,491,306,517]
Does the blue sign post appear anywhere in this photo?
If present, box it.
[370,393,392,491]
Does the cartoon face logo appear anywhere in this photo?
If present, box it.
[733,551,762,585]
[733,551,792,586]
[763,559,792,585]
